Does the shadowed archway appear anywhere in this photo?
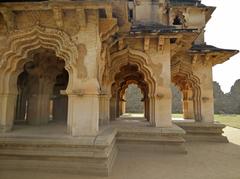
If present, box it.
[15,49,69,125]
[110,63,149,121]
[171,61,202,121]
[0,25,78,132]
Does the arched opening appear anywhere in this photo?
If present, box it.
[172,75,200,121]
[171,83,183,119]
[14,48,69,126]
[171,60,202,122]
[110,63,150,121]
[0,26,79,133]
[124,84,144,117]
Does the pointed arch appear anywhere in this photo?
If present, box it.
[108,48,157,96]
[171,60,202,121]
[0,25,80,132]
[104,48,158,123]
[0,25,79,94]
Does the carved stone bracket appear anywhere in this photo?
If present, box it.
[76,8,87,29]
[105,6,113,19]
[53,7,63,28]
[192,54,198,64]
[118,39,124,51]
[158,37,165,53]
[0,8,14,31]
[144,36,150,51]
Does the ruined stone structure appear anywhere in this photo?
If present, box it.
[0,0,238,176]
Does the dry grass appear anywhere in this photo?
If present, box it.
[172,114,240,129]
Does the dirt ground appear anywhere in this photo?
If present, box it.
[0,126,240,179]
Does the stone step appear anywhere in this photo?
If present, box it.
[0,128,118,176]
[114,125,187,154]
[174,121,228,142]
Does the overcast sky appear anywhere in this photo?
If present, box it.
[201,0,240,93]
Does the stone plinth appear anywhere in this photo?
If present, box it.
[0,128,118,176]
[114,123,187,154]
[174,120,228,142]
[0,121,187,176]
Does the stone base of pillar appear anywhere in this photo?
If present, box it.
[0,125,12,133]
[68,94,99,136]
[0,94,17,133]
[154,98,172,127]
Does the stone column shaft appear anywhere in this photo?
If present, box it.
[27,94,50,125]
[182,90,194,119]
[67,94,99,136]
[0,93,17,132]
[99,94,110,125]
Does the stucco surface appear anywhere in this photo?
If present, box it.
[0,126,240,179]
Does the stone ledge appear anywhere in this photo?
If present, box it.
[174,121,228,143]
[115,124,187,154]
[0,124,187,175]
[0,128,118,176]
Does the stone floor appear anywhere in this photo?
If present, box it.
[0,126,240,179]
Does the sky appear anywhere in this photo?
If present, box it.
[201,0,240,93]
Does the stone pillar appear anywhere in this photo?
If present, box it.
[119,100,124,116]
[144,97,150,120]
[148,38,172,127]
[116,95,120,118]
[110,97,117,121]
[15,92,27,121]
[0,93,17,132]
[99,94,110,125]
[122,100,126,114]
[26,77,55,125]
[193,62,214,123]
[182,89,194,119]
[27,94,51,125]
[154,87,172,127]
[67,93,99,136]
[52,95,68,122]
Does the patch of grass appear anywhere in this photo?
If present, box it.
[172,113,183,118]
[214,114,240,129]
[172,113,240,129]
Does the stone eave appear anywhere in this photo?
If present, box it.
[100,18,119,42]
[169,4,207,9]
[168,1,206,8]
[118,31,198,41]
[128,28,198,36]
[189,48,239,66]
[205,6,215,23]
